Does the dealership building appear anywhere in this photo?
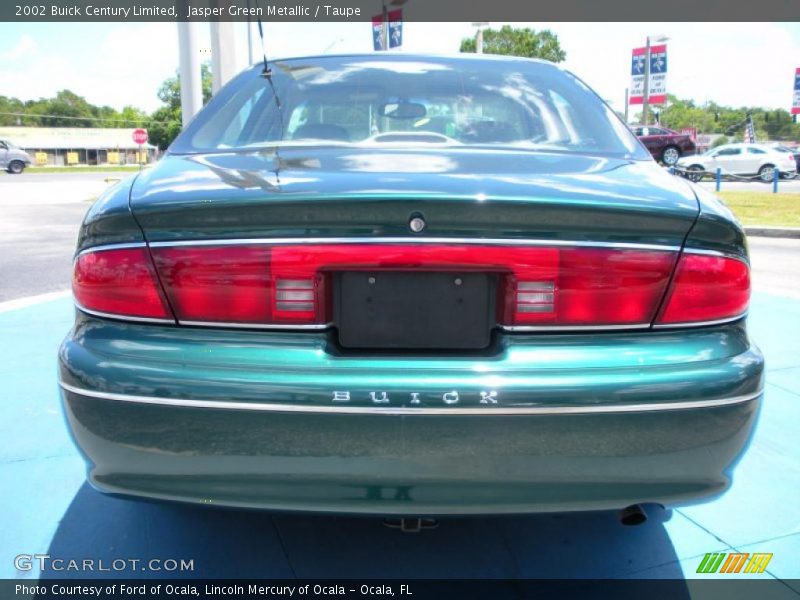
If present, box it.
[0,126,157,166]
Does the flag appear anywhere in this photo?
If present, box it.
[388,9,402,49]
[744,115,756,143]
[372,14,385,51]
[629,44,667,105]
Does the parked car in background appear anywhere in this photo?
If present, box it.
[59,54,763,518]
[677,142,798,182]
[633,125,696,166]
[0,139,32,174]
[770,144,800,175]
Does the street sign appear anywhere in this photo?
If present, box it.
[792,67,800,115]
[132,128,148,145]
[371,14,385,50]
[388,9,402,48]
[629,44,667,105]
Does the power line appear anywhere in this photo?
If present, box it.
[0,111,172,125]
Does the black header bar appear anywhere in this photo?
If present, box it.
[3,0,798,22]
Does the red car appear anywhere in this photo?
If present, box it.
[633,126,697,166]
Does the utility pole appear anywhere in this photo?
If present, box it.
[210,21,237,94]
[381,1,388,51]
[472,22,488,54]
[624,88,629,123]
[642,36,651,126]
[177,20,202,127]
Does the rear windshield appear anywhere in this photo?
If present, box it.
[171,55,647,159]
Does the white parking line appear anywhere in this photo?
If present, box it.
[0,290,71,314]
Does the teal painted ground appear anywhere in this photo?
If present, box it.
[0,293,798,585]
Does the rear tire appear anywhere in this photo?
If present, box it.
[758,164,776,183]
[686,165,705,182]
[661,146,680,166]
[7,160,24,175]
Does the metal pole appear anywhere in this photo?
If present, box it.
[177,20,202,127]
[246,20,253,65]
[382,2,388,50]
[642,36,651,126]
[476,28,483,54]
[716,167,721,192]
[211,21,237,94]
[773,164,779,193]
[624,87,629,123]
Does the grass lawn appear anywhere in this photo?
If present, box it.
[717,191,800,227]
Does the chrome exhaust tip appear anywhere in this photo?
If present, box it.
[619,504,648,526]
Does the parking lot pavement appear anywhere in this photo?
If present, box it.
[0,172,135,302]
[1,173,799,585]
[1,290,799,584]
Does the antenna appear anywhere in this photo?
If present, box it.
[256,17,271,78]
[254,4,284,137]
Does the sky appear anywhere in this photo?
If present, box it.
[0,22,798,115]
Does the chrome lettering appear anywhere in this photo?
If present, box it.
[370,391,390,404]
[442,391,459,405]
[409,392,421,405]
[480,390,498,404]
[332,391,350,403]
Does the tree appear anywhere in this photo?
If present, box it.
[148,62,213,150]
[654,94,800,141]
[460,26,566,63]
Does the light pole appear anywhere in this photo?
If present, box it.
[382,0,407,51]
[472,22,489,53]
[642,34,668,126]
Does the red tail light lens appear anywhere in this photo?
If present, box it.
[73,247,173,320]
[149,243,677,328]
[656,253,750,325]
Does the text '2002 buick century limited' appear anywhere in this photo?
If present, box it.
[59,54,763,516]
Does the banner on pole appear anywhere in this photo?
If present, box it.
[629,44,667,105]
[372,14,385,51]
[388,9,402,48]
[792,67,800,115]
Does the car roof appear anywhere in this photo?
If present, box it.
[247,52,563,69]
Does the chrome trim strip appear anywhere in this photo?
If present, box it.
[147,237,681,252]
[75,242,147,258]
[652,312,748,329]
[179,319,332,330]
[58,381,762,416]
[682,247,749,265]
[75,303,176,324]
[501,323,650,332]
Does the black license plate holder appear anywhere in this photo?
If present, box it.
[334,271,496,350]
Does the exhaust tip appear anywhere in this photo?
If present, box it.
[619,504,648,526]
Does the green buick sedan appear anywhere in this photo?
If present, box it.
[58,54,763,518]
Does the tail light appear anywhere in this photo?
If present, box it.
[148,243,677,328]
[75,243,748,330]
[656,252,749,325]
[72,247,173,321]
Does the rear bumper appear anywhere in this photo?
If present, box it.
[58,316,764,515]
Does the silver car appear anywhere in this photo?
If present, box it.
[0,139,33,174]
[677,142,798,183]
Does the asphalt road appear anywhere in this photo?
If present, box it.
[1,172,799,302]
[0,172,132,302]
